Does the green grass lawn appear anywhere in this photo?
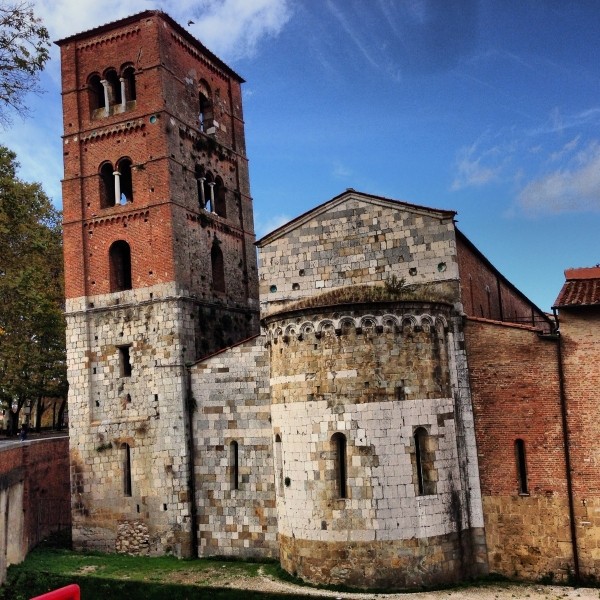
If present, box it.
[1,540,317,600]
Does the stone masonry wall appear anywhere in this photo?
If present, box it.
[67,285,197,556]
[266,302,486,588]
[465,317,573,581]
[190,336,277,558]
[257,194,459,317]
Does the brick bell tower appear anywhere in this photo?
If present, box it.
[57,11,259,556]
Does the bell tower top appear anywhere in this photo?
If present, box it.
[57,10,258,308]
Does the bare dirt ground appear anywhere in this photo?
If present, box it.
[197,567,600,600]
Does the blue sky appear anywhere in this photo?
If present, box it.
[1,0,599,311]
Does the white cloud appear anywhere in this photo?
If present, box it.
[451,141,504,191]
[190,0,292,61]
[549,135,580,162]
[254,213,291,239]
[518,142,600,214]
[33,0,291,63]
[332,160,351,178]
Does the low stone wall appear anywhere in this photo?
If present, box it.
[0,437,71,585]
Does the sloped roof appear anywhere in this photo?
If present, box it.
[554,266,600,308]
[54,10,244,82]
[256,189,456,247]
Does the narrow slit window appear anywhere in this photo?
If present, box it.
[332,432,347,499]
[119,345,132,377]
[211,243,225,293]
[275,434,283,495]
[414,427,437,496]
[123,443,132,497]
[230,440,239,490]
[515,438,529,494]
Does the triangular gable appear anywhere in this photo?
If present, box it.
[256,189,456,247]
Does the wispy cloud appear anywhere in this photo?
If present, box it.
[254,213,291,239]
[332,160,351,179]
[529,106,600,136]
[324,0,380,69]
[518,141,600,214]
[451,141,506,191]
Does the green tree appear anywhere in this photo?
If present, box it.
[0,1,50,124]
[0,146,66,434]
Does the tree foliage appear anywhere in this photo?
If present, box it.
[0,1,50,123]
[0,146,66,432]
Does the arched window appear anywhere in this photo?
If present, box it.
[331,432,347,499]
[414,427,437,496]
[211,242,225,293]
[104,68,121,106]
[122,443,132,497]
[214,177,227,218]
[121,64,136,103]
[515,439,529,495]
[88,73,104,114]
[109,240,132,292]
[99,162,115,208]
[116,158,133,204]
[230,440,239,490]
[198,80,213,132]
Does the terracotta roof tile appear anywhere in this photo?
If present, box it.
[554,267,600,308]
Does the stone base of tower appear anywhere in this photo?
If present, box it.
[279,530,488,590]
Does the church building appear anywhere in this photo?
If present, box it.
[57,11,600,590]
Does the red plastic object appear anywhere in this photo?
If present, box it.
[30,584,80,600]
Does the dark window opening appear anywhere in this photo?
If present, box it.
[204,171,214,212]
[515,438,529,494]
[414,427,437,496]
[88,74,104,113]
[211,242,225,293]
[123,443,132,497]
[117,158,133,204]
[275,434,283,495]
[195,164,206,209]
[99,162,115,208]
[198,80,213,132]
[332,432,347,499]
[118,345,132,377]
[214,176,227,218]
[109,240,132,292]
[122,65,136,102]
[230,440,239,490]
[104,68,121,105]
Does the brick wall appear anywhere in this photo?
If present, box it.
[0,438,70,584]
[558,306,600,580]
[465,318,574,580]
[457,234,550,331]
